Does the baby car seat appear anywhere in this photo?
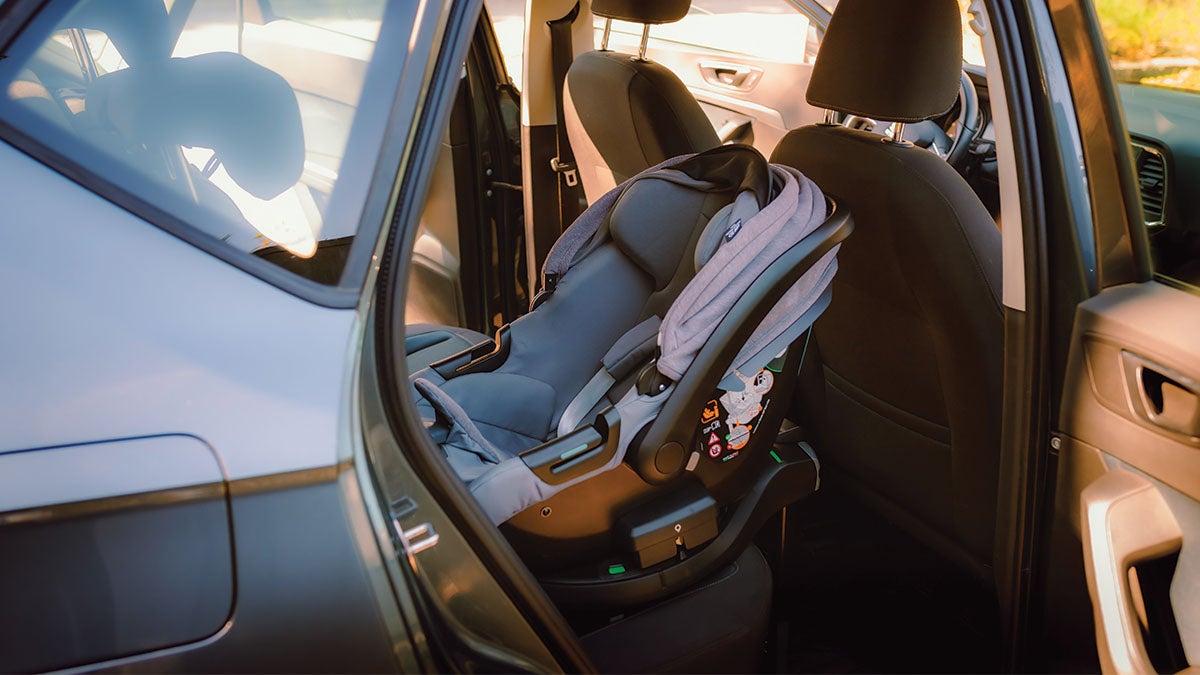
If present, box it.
[411,145,851,609]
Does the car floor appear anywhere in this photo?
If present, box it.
[759,479,1004,674]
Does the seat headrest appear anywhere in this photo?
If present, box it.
[806,0,962,123]
[591,0,690,25]
[64,0,170,66]
[88,53,304,200]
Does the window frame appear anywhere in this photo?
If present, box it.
[0,0,417,308]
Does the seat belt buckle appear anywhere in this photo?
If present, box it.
[550,157,579,187]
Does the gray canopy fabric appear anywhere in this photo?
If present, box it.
[658,163,835,384]
[414,147,838,525]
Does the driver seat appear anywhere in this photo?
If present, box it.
[769,0,1003,583]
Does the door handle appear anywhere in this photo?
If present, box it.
[1121,352,1200,437]
[698,60,762,91]
[1081,468,1182,675]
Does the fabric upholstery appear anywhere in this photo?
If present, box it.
[590,0,691,24]
[771,125,1002,579]
[413,146,839,525]
[807,0,963,122]
[565,50,719,203]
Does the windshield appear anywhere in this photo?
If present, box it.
[1095,0,1200,94]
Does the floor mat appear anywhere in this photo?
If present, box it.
[759,484,1004,674]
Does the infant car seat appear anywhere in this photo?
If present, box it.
[411,145,851,609]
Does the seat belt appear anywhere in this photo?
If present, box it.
[547,2,583,231]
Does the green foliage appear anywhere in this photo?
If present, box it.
[1095,0,1200,93]
[1142,67,1200,91]
[1095,0,1200,61]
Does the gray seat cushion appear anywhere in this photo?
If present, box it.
[404,324,490,373]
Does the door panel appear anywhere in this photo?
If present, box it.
[606,31,823,158]
[1059,281,1200,672]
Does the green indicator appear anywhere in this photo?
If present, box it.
[559,443,590,461]
[769,450,783,464]
[724,434,730,441]
[607,564,626,575]
[765,364,783,373]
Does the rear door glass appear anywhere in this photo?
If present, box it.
[0,0,398,286]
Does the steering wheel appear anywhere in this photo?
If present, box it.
[840,71,981,171]
[944,71,981,168]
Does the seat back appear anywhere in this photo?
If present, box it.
[770,0,1003,581]
[563,0,719,203]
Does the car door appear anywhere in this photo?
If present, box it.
[1045,0,1200,671]
[0,0,435,670]
[407,3,526,334]
[601,0,828,158]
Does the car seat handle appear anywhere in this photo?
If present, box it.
[631,200,853,484]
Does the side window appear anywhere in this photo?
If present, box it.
[0,0,391,286]
[485,0,525,89]
[1093,0,1200,290]
[601,1,820,65]
[599,1,822,157]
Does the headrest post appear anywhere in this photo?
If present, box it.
[822,109,839,126]
[883,122,912,147]
[601,18,612,50]
[638,24,650,60]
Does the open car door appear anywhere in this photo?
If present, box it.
[1060,284,1200,674]
[1047,1,1200,671]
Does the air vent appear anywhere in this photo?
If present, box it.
[1133,141,1167,227]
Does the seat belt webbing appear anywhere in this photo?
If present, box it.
[547,2,583,231]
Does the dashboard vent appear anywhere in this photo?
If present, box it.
[1133,141,1167,227]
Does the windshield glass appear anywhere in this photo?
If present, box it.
[1094,0,1200,94]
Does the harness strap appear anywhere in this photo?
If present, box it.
[556,316,661,436]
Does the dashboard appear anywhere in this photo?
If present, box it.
[1120,83,1200,286]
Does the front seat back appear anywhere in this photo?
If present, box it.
[564,0,720,203]
[770,0,1003,582]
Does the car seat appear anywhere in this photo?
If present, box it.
[410,145,852,609]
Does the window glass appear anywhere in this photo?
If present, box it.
[600,1,819,65]
[1095,0,1200,94]
[1093,0,1200,290]
[0,0,391,285]
[485,0,525,89]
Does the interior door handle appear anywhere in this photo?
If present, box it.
[1121,352,1200,437]
[698,60,762,91]
[1081,468,1182,675]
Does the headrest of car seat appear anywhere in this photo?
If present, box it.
[88,53,304,200]
[607,145,770,290]
[806,0,962,123]
[63,0,170,66]
[591,0,690,25]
